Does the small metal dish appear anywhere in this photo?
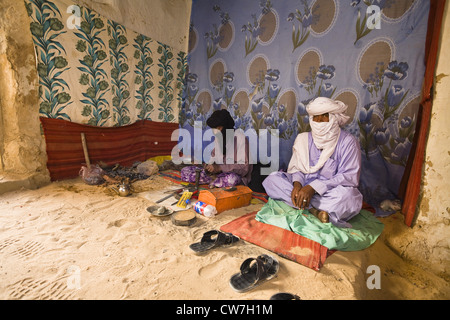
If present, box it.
[147,205,174,217]
[171,210,197,227]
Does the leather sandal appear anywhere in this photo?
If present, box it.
[229,254,279,293]
[189,230,240,254]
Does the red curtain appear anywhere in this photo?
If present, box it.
[400,0,447,227]
[40,118,179,181]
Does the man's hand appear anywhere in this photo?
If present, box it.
[291,182,303,208]
[205,164,221,174]
[292,182,316,209]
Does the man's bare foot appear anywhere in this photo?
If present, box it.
[310,208,330,223]
[317,211,329,223]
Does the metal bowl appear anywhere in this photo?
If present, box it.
[171,210,197,227]
[147,205,174,217]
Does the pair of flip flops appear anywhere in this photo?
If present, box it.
[230,254,280,293]
[190,231,280,293]
[189,230,240,254]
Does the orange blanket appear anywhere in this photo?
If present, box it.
[221,212,335,271]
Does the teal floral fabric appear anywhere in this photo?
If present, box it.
[25,0,187,126]
[181,0,430,211]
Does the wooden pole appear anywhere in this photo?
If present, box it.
[81,133,91,169]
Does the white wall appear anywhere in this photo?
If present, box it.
[417,1,450,274]
[73,0,192,52]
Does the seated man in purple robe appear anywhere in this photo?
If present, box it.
[263,98,363,228]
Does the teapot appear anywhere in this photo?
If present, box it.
[110,182,133,197]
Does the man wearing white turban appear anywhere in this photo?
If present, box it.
[263,97,363,228]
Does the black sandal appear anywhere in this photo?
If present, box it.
[229,254,280,293]
[189,230,240,254]
[270,293,301,300]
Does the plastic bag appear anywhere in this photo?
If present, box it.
[380,199,402,212]
[79,165,105,185]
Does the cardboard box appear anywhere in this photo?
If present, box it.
[198,186,253,214]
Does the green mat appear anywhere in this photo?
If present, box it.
[255,199,385,252]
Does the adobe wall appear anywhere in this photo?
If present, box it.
[383,2,450,279]
[0,0,50,188]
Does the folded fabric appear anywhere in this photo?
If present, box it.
[255,199,384,252]
[209,172,242,188]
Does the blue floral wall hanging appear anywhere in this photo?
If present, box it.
[181,0,430,212]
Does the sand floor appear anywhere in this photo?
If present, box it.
[0,176,448,300]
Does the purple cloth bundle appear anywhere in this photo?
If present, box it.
[181,166,242,188]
